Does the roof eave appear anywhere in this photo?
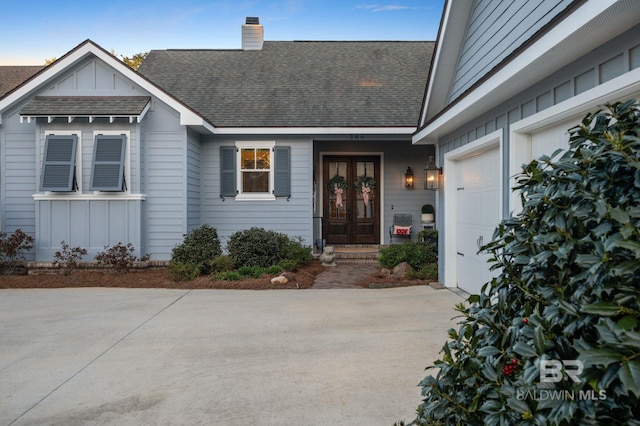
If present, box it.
[213,126,417,135]
[414,0,640,145]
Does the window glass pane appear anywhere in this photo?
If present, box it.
[242,171,269,193]
[241,149,255,170]
[356,161,374,219]
[256,148,270,169]
[328,161,348,219]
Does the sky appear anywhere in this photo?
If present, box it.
[0,0,445,65]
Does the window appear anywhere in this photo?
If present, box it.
[90,134,126,191]
[40,134,78,191]
[240,146,271,194]
[220,142,290,201]
[236,141,274,200]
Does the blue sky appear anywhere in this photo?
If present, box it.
[0,0,444,65]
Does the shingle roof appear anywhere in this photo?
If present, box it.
[138,41,434,128]
[0,66,44,98]
[20,96,151,116]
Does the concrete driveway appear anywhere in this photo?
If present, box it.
[0,286,462,426]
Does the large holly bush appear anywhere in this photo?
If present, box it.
[407,99,640,425]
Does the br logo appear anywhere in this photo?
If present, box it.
[540,360,583,383]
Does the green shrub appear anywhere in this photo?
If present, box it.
[410,100,640,425]
[168,261,200,282]
[227,227,284,267]
[171,225,222,274]
[378,241,437,270]
[237,265,264,279]
[266,265,282,275]
[227,227,311,268]
[212,271,242,281]
[209,255,234,273]
[407,263,438,281]
[281,236,314,266]
[277,259,299,272]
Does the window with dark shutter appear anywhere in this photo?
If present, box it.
[220,146,237,197]
[90,134,126,191]
[40,135,78,191]
[273,146,291,198]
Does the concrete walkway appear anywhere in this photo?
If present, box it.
[0,287,462,426]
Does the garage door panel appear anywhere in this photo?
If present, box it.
[531,118,579,160]
[455,146,500,295]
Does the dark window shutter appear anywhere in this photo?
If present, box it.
[220,146,237,197]
[273,146,291,197]
[90,135,126,191]
[40,135,77,191]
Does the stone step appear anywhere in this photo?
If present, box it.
[332,245,380,264]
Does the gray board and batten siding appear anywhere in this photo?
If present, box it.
[438,23,640,219]
[447,0,576,104]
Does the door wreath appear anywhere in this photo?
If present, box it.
[354,175,375,206]
[327,175,347,207]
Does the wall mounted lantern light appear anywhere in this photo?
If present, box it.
[404,167,414,189]
[424,156,442,190]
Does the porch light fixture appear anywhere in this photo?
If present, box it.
[404,167,414,189]
[424,156,442,190]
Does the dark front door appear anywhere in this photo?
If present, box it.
[323,156,380,244]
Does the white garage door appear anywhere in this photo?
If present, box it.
[455,146,501,295]
[530,117,579,160]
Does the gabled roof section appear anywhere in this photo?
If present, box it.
[414,0,640,144]
[138,41,434,128]
[0,66,44,97]
[0,40,213,132]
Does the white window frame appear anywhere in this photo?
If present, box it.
[235,141,275,201]
[92,130,130,194]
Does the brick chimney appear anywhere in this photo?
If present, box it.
[242,17,264,50]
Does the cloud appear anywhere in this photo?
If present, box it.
[356,4,420,12]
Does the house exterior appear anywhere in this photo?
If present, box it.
[0,20,436,261]
[413,0,640,293]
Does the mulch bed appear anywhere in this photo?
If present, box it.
[0,261,441,290]
[0,261,326,290]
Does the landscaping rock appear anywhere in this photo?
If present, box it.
[392,262,413,279]
[282,272,295,282]
[271,275,289,285]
